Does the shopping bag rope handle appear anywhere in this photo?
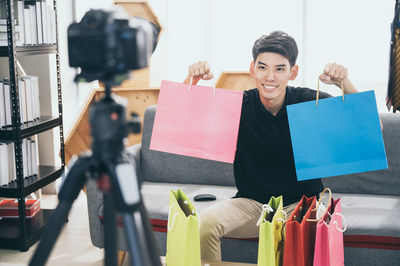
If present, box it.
[306,187,332,222]
[316,78,345,106]
[322,211,347,232]
[167,200,196,231]
[331,212,347,232]
[256,205,287,225]
[187,76,216,95]
[168,204,178,231]
[276,209,288,222]
[256,204,273,226]
[183,200,196,215]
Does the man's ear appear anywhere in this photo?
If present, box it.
[290,65,299,80]
[250,61,255,77]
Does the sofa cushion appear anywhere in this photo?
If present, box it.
[323,113,400,196]
[141,181,237,220]
[333,193,400,237]
[141,185,400,239]
[342,248,400,266]
[141,187,400,239]
[140,105,236,186]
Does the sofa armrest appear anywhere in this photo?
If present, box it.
[126,144,141,170]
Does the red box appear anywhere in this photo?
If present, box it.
[0,199,41,218]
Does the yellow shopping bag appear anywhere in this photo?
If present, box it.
[165,189,201,266]
[257,196,287,266]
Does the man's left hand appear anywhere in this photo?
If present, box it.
[319,63,358,94]
[320,63,382,130]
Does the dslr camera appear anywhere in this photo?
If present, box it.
[67,7,160,85]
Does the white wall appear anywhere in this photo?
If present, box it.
[60,0,396,135]
[302,0,393,111]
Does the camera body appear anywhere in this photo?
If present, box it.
[68,8,159,84]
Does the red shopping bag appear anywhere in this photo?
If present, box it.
[150,80,243,163]
[313,198,345,266]
[283,195,317,266]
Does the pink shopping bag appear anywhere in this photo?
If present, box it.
[150,80,243,163]
[313,198,345,266]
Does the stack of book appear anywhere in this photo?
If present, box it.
[0,75,41,128]
[0,0,57,46]
[0,137,39,186]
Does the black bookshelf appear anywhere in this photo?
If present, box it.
[0,209,53,251]
[0,0,65,251]
[0,166,64,198]
[0,44,58,57]
[0,116,61,140]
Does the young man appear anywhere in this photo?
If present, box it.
[183,31,358,261]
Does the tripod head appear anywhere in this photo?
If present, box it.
[90,80,141,163]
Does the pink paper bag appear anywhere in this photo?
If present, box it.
[150,80,243,163]
[313,198,345,266]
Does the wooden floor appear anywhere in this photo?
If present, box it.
[0,193,108,266]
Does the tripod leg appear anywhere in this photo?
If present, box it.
[137,201,163,266]
[104,192,118,266]
[29,156,92,266]
[122,212,149,266]
[104,161,161,266]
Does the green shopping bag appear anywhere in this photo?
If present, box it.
[165,189,201,266]
[257,196,287,266]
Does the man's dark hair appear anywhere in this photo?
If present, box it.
[252,31,298,66]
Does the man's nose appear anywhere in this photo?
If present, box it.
[265,69,275,81]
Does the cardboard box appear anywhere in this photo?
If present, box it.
[0,199,40,218]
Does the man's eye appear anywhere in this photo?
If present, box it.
[258,66,266,70]
[276,67,285,72]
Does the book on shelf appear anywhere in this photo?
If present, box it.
[0,25,24,46]
[0,1,26,46]
[17,0,25,45]
[31,138,37,177]
[0,137,39,186]
[21,75,40,121]
[28,2,38,45]
[0,0,56,46]
[2,79,12,127]
[0,82,4,128]
[41,0,47,43]
[23,3,32,45]
[23,137,38,179]
[0,199,41,218]
[0,1,5,20]
[18,78,27,124]
[22,138,28,179]
[0,76,40,127]
[7,142,16,183]
[0,143,8,186]
[35,0,43,44]
[48,1,56,44]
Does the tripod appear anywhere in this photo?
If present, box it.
[29,82,162,266]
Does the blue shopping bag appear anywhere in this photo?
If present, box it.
[287,90,387,181]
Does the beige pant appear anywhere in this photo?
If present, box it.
[199,197,298,262]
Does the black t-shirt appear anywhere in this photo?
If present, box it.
[233,86,331,206]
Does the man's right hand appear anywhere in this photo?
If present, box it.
[183,61,214,85]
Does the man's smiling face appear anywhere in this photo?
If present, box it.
[250,52,298,104]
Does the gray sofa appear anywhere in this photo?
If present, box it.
[86,105,400,265]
